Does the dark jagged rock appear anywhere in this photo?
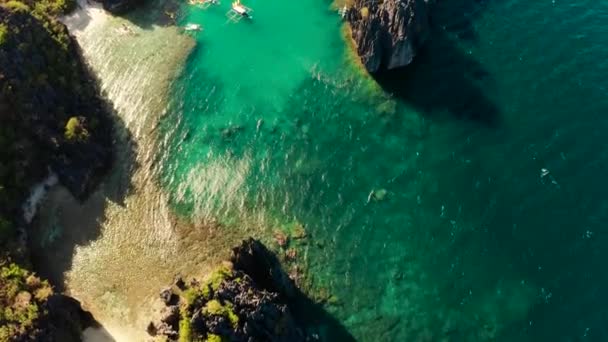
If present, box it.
[231,237,297,298]
[174,276,186,290]
[346,0,432,72]
[160,305,180,326]
[149,239,358,341]
[148,239,309,342]
[160,287,177,305]
[101,0,145,14]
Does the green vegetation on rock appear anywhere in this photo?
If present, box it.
[206,265,232,292]
[178,314,192,342]
[0,263,52,341]
[205,334,227,342]
[149,241,309,342]
[203,300,239,329]
[0,23,7,44]
[2,1,29,12]
[65,116,90,141]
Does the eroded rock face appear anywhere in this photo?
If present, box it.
[347,0,432,72]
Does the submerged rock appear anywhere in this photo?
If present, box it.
[346,0,433,72]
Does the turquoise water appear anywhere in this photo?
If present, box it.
[159,0,608,340]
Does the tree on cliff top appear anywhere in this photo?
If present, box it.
[65,116,90,141]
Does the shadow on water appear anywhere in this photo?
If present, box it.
[373,0,499,125]
[437,0,491,43]
[28,36,138,296]
[30,108,137,294]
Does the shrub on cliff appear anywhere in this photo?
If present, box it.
[2,1,29,12]
[65,116,89,141]
[0,263,51,341]
[0,23,7,44]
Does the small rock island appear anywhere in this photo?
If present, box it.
[346,0,432,72]
[148,238,311,342]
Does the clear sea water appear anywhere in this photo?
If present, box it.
[157,0,608,340]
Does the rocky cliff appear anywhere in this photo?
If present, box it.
[346,0,432,72]
[148,239,309,342]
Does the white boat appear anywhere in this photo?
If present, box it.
[227,0,253,22]
[232,3,248,15]
[184,23,202,31]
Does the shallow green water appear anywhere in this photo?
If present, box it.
[158,0,608,340]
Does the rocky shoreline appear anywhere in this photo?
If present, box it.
[346,0,432,72]
[148,239,312,342]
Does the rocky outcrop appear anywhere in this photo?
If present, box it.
[148,239,310,342]
[346,0,432,72]
[231,238,298,299]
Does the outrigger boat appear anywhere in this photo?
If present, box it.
[227,0,253,22]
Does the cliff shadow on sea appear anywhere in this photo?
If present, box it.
[373,0,500,126]
[28,54,138,294]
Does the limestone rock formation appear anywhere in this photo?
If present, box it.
[346,0,432,72]
[148,239,308,342]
